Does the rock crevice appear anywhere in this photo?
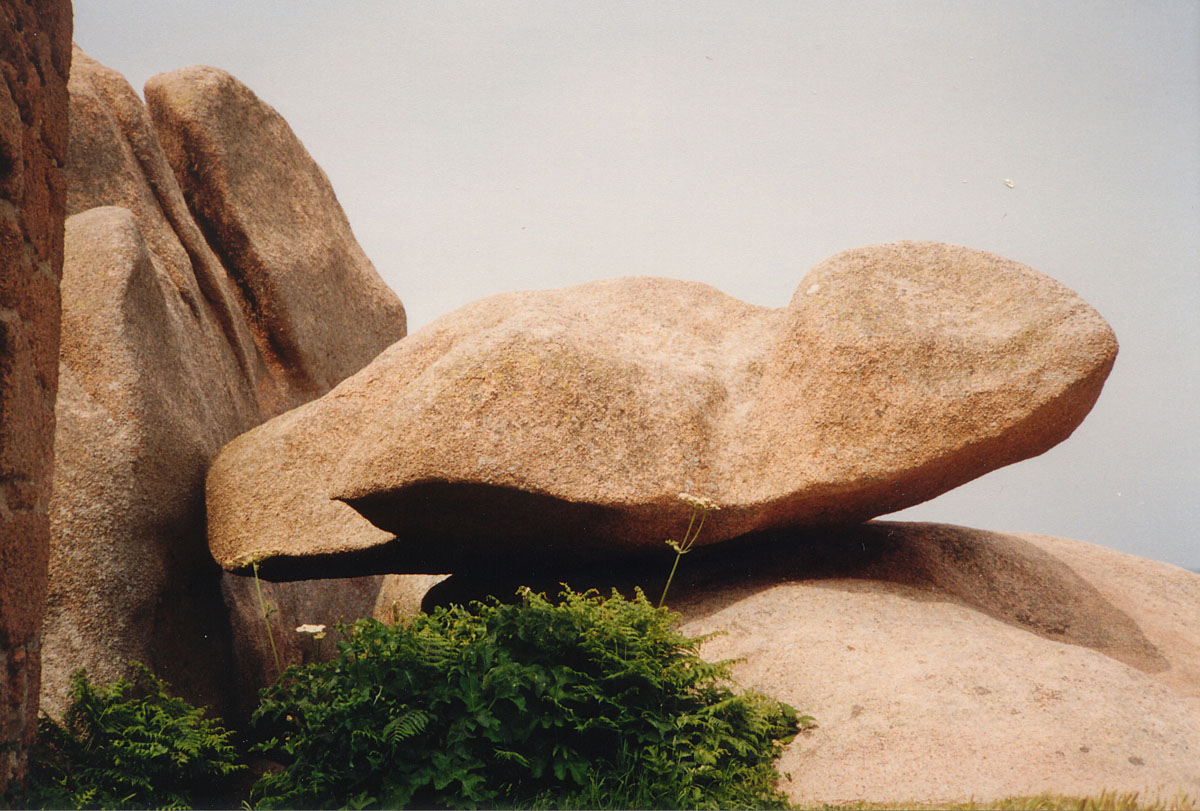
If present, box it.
[41,50,407,718]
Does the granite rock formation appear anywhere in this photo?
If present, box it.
[422,522,1200,806]
[0,0,71,792]
[673,524,1200,806]
[145,66,405,394]
[207,243,1117,579]
[41,51,406,718]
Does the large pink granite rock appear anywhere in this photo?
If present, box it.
[208,243,1116,578]
[145,65,406,394]
[41,51,406,718]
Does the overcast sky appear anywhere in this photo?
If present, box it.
[73,1,1199,570]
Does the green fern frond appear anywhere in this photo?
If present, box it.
[383,709,432,745]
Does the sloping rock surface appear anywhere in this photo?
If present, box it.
[422,522,1200,805]
[208,244,1116,577]
[0,0,71,791]
[671,524,1200,806]
[41,51,405,717]
[146,66,405,394]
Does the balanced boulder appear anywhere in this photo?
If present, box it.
[208,242,1117,578]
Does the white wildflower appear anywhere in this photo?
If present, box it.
[677,492,721,512]
[295,624,327,636]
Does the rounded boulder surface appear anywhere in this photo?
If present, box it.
[407,522,1200,805]
[669,524,1200,807]
[208,243,1117,577]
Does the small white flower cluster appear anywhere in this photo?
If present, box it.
[295,623,327,638]
[678,492,721,512]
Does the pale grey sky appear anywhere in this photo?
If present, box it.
[73,1,1199,570]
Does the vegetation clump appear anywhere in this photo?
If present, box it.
[16,589,1192,811]
[248,586,806,810]
[23,663,243,810]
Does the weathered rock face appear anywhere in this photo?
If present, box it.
[41,51,406,718]
[670,524,1200,806]
[423,522,1200,805]
[0,0,71,792]
[61,49,266,406]
[208,244,1116,578]
[749,241,1120,526]
[220,573,411,719]
[145,66,406,396]
[373,574,450,622]
[48,205,256,713]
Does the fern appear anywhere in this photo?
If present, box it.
[247,586,804,809]
[23,664,244,810]
[383,709,432,746]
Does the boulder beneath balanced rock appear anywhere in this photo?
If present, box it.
[672,524,1200,806]
[209,242,1116,578]
[422,522,1200,805]
[41,51,407,718]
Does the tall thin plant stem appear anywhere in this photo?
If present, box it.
[658,495,718,608]
[252,560,283,679]
[658,553,685,610]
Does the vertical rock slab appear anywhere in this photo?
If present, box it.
[0,0,71,793]
[47,205,251,713]
[63,49,266,406]
[42,51,406,719]
[145,66,407,395]
[45,48,269,716]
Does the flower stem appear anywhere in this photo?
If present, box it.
[659,494,722,609]
[658,550,684,609]
[252,560,283,679]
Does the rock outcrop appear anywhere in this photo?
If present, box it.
[674,524,1200,806]
[41,51,406,717]
[145,66,405,395]
[0,0,71,792]
[207,244,1117,578]
[422,522,1200,805]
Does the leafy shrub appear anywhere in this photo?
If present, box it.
[249,586,807,809]
[24,663,244,810]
